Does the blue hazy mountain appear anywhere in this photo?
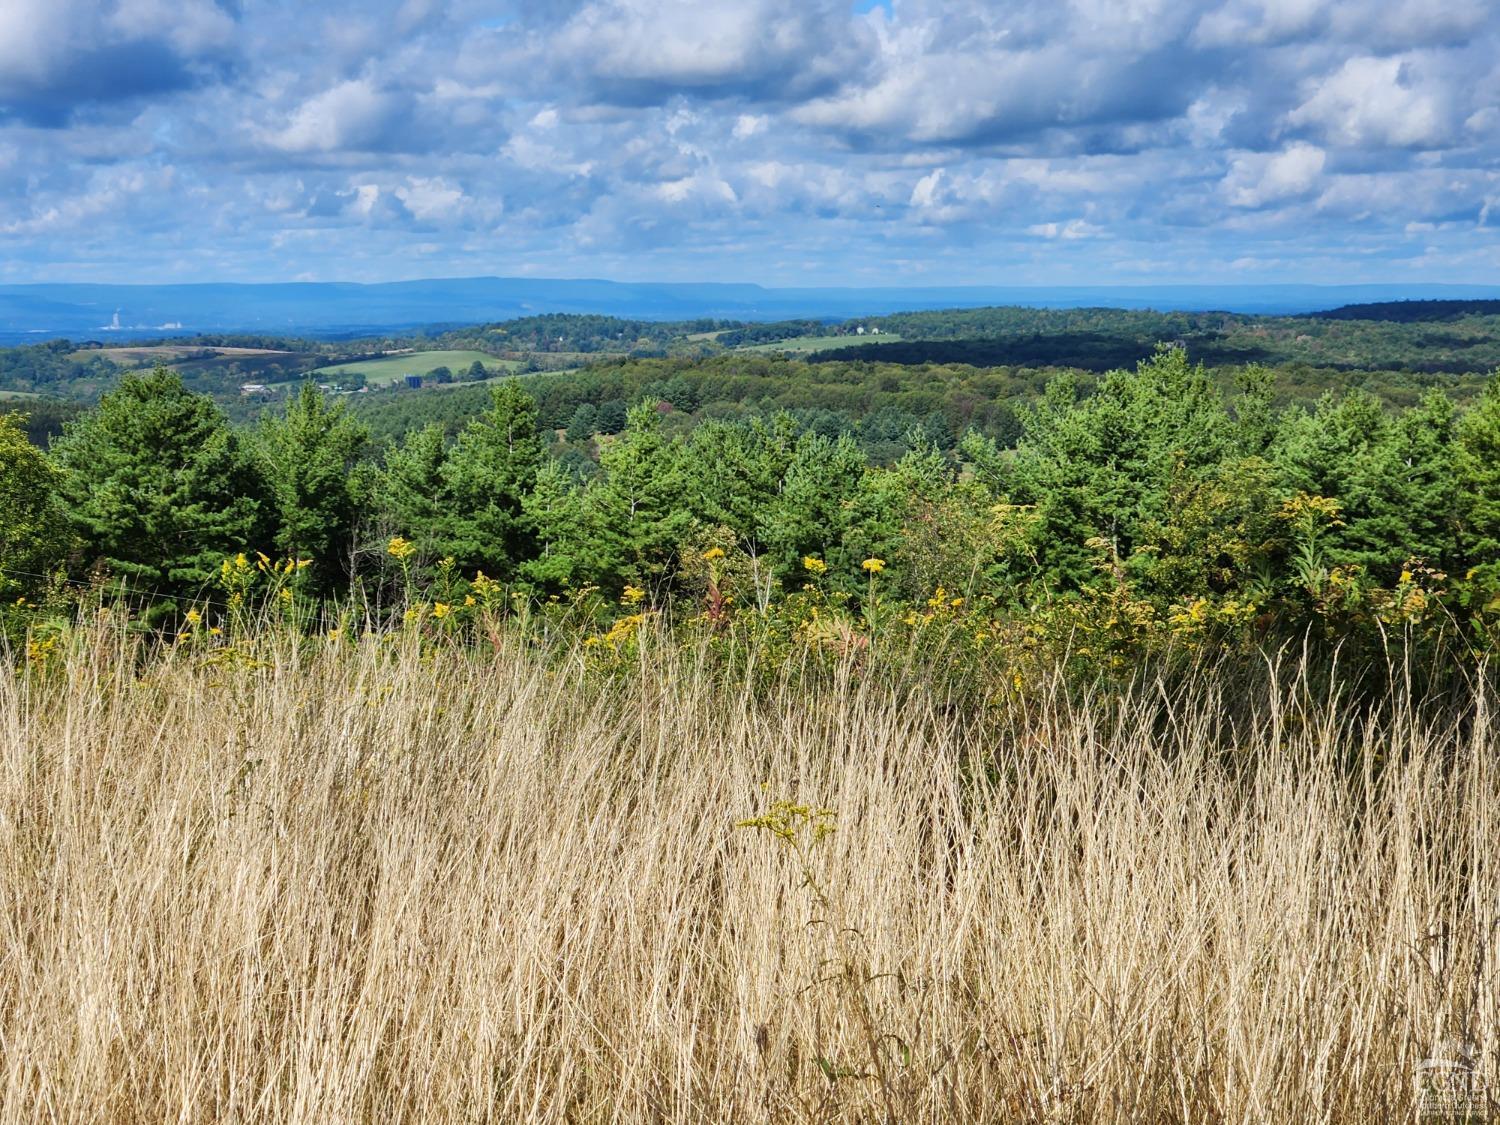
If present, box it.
[4,277,1500,341]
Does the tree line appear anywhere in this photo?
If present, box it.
[6,349,1500,653]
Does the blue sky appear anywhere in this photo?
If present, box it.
[0,0,1496,287]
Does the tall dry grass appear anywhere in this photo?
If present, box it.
[1,623,1497,1122]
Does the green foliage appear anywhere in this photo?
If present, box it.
[564,402,597,443]
[434,382,544,577]
[577,403,694,591]
[50,367,269,603]
[256,384,371,593]
[1006,348,1233,589]
[0,413,72,597]
[1273,389,1458,579]
[378,424,449,560]
[24,341,1500,670]
[1456,374,1500,595]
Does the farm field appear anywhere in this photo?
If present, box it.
[68,345,291,366]
[740,332,903,352]
[309,349,521,385]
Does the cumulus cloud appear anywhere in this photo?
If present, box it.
[271,80,410,154]
[1225,143,1327,207]
[0,0,1497,284]
[0,0,236,125]
[541,0,874,105]
[1287,56,1450,149]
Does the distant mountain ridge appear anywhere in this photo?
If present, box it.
[4,277,1500,342]
[1308,299,1500,322]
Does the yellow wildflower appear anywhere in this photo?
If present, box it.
[862,557,885,574]
[184,609,202,628]
[464,594,477,607]
[387,536,416,561]
[802,556,827,575]
[622,585,646,605]
[432,602,451,619]
[701,547,726,560]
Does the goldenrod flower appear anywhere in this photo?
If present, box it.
[387,536,416,561]
[622,585,646,605]
[184,609,202,628]
[802,556,827,575]
[702,547,725,560]
[432,602,451,619]
[862,557,885,574]
[464,594,476,607]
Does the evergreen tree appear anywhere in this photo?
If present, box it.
[51,367,269,600]
[596,399,628,434]
[565,402,598,444]
[1275,390,1456,578]
[0,412,72,597]
[763,431,867,588]
[1456,373,1500,591]
[257,383,370,592]
[520,461,600,589]
[682,415,799,554]
[581,402,694,590]
[1007,347,1233,588]
[436,382,544,576]
[378,423,449,558]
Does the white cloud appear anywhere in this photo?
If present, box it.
[395,177,467,223]
[1027,219,1104,239]
[271,79,402,154]
[732,114,765,139]
[1225,142,1326,207]
[1287,56,1449,149]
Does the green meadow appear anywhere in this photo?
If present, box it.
[739,333,903,353]
[310,349,520,385]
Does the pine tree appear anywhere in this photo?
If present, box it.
[762,431,867,589]
[582,402,693,590]
[0,413,72,598]
[378,423,449,558]
[256,383,370,592]
[1275,390,1457,579]
[565,403,598,444]
[520,460,600,589]
[1007,347,1234,588]
[1456,373,1500,591]
[51,367,269,601]
[436,382,544,577]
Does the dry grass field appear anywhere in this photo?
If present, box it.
[2,624,1497,1122]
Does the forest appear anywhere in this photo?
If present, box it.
[6,343,1500,669]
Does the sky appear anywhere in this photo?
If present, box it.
[0,0,1497,287]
